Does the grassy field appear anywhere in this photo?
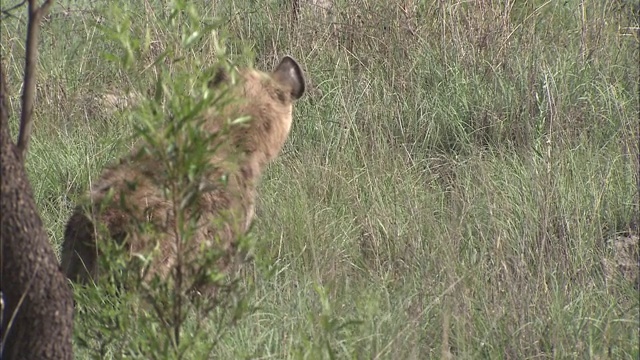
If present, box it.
[2,0,639,358]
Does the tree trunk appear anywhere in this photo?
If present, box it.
[0,62,74,360]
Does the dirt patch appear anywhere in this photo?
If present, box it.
[602,233,639,289]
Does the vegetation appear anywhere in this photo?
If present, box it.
[2,0,638,358]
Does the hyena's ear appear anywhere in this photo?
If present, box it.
[272,56,305,100]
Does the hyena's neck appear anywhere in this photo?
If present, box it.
[209,151,264,188]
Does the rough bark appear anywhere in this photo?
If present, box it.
[0,58,74,360]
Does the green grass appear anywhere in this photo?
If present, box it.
[2,0,639,358]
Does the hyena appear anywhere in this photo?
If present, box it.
[61,56,305,294]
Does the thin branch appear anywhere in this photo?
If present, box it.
[0,0,27,20]
[1,59,10,128]
[17,0,55,158]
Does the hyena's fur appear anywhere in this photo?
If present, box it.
[61,56,305,293]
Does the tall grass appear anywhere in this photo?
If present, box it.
[2,0,638,358]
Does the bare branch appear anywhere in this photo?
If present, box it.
[16,0,55,158]
[0,0,27,21]
[1,59,10,129]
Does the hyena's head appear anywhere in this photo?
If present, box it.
[209,56,306,168]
